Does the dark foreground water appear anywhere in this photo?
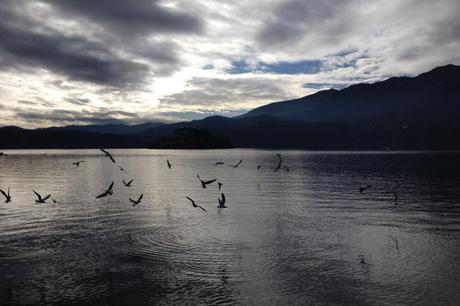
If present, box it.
[1,149,460,305]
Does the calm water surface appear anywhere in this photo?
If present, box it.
[1,149,460,305]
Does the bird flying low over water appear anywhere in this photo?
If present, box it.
[186,196,207,212]
[274,153,282,172]
[1,187,11,203]
[218,193,227,208]
[231,159,243,168]
[122,179,133,187]
[130,194,143,206]
[100,148,116,163]
[359,185,372,194]
[197,175,217,189]
[167,159,172,169]
[215,162,224,166]
[33,190,51,203]
[72,161,85,166]
[218,181,223,190]
[96,182,114,199]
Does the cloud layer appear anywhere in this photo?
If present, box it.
[0,0,459,127]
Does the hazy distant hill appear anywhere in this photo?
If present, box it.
[1,64,459,149]
[240,64,460,125]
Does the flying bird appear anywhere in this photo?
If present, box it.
[95,182,114,199]
[215,162,224,166]
[197,175,217,189]
[186,196,207,212]
[274,153,282,172]
[122,179,133,187]
[167,159,172,169]
[130,194,143,206]
[33,190,51,203]
[0,187,11,203]
[72,160,85,166]
[359,185,372,194]
[100,148,116,163]
[231,159,243,168]
[218,193,227,208]
[217,181,223,191]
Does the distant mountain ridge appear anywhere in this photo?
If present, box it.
[1,64,460,149]
[240,64,460,124]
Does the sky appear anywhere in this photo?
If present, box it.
[0,0,459,128]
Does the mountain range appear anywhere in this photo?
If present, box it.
[1,64,459,149]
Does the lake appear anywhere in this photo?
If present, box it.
[1,149,460,305]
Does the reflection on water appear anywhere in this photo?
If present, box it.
[1,150,460,305]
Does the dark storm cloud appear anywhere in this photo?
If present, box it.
[0,20,150,87]
[44,0,203,35]
[257,0,352,47]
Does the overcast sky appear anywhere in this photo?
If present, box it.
[0,0,459,127]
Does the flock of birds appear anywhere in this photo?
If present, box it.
[0,150,398,208]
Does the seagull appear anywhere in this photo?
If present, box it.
[215,162,224,166]
[72,160,85,166]
[100,148,116,163]
[186,196,207,212]
[122,179,133,187]
[231,159,243,168]
[0,187,11,203]
[130,194,143,206]
[217,181,223,190]
[95,182,114,199]
[218,193,227,208]
[274,153,282,172]
[167,159,172,169]
[33,190,51,203]
[359,185,372,194]
[197,175,217,189]
[51,197,62,204]
[257,165,261,170]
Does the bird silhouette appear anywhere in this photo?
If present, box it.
[33,190,51,203]
[130,194,143,206]
[100,148,116,163]
[274,153,282,172]
[186,196,207,212]
[197,175,217,189]
[231,159,243,168]
[122,179,133,187]
[359,185,372,194]
[218,193,227,208]
[0,187,11,203]
[215,162,224,166]
[96,182,114,199]
[167,159,172,169]
[217,181,223,190]
[72,161,85,166]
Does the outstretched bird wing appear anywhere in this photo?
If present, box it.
[204,179,217,185]
[96,191,108,199]
[186,196,195,205]
[33,190,42,201]
[42,194,51,201]
[100,148,116,163]
[0,189,7,199]
[138,194,143,202]
[107,182,114,192]
[197,205,207,212]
